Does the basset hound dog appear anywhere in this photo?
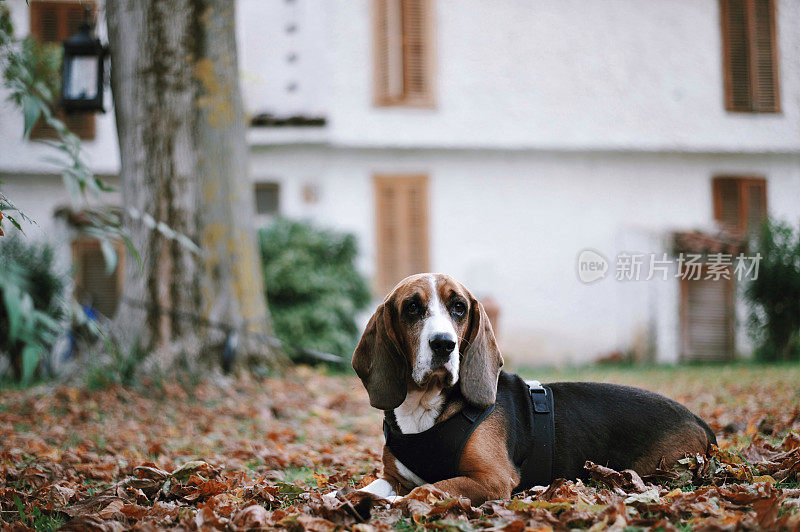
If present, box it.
[350,273,716,506]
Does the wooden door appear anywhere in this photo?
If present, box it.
[680,273,735,361]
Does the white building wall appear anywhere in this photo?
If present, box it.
[3,0,800,159]
[237,0,332,118]
[248,145,800,364]
[328,0,800,152]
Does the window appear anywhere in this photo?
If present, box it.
[720,0,779,112]
[72,239,124,318]
[29,109,96,140]
[374,175,429,294]
[254,182,280,215]
[28,0,96,140]
[30,0,89,43]
[712,176,767,236]
[373,0,434,107]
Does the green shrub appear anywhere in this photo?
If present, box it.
[0,235,68,382]
[745,219,800,361]
[259,219,371,362]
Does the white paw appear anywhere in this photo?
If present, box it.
[324,479,402,503]
[358,478,397,499]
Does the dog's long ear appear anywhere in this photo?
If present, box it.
[460,295,504,407]
[352,301,407,410]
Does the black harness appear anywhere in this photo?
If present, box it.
[518,382,555,490]
[383,381,555,491]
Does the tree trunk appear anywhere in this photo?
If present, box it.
[105,0,281,372]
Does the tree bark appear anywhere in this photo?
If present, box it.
[106,0,280,371]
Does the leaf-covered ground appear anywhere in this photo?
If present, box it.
[1,364,799,531]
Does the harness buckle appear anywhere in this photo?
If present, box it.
[527,380,550,414]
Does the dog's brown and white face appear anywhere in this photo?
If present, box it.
[352,273,504,410]
[388,273,469,389]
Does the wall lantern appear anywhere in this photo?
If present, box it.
[61,20,107,113]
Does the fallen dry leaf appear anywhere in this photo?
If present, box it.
[230,503,269,529]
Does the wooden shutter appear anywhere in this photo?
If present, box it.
[721,0,751,110]
[30,1,92,43]
[720,0,779,112]
[30,108,96,140]
[373,0,434,107]
[402,0,432,104]
[743,179,767,235]
[752,0,779,110]
[713,177,741,232]
[374,175,429,294]
[374,0,403,104]
[29,1,96,140]
[713,176,767,235]
[35,5,61,43]
[680,272,735,361]
[72,239,124,318]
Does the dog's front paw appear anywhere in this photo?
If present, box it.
[355,478,397,499]
[322,489,341,501]
[405,484,452,502]
[395,484,456,517]
[346,489,396,521]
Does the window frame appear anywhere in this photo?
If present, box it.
[372,0,436,108]
[720,0,781,113]
[712,175,767,236]
[253,182,281,216]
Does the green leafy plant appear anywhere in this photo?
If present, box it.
[0,188,35,236]
[1,27,62,137]
[0,235,68,383]
[259,219,371,362]
[745,219,800,361]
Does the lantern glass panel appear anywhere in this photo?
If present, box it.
[64,55,99,100]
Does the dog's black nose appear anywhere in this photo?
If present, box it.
[429,334,456,358]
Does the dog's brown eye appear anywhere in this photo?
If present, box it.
[451,302,466,318]
[407,302,420,316]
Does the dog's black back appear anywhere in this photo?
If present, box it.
[497,371,716,485]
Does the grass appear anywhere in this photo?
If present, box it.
[516,361,800,392]
[281,466,324,484]
[12,495,65,531]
